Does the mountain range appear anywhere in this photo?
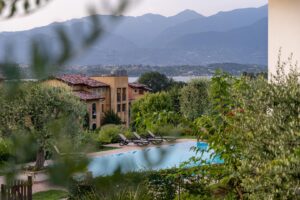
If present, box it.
[0,5,268,66]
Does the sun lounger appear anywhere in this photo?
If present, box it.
[147,131,177,142]
[133,132,163,145]
[119,134,149,146]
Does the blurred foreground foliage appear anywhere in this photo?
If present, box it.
[193,61,300,199]
[0,0,134,187]
[0,83,86,175]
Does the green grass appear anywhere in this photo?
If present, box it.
[33,190,68,200]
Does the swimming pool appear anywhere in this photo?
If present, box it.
[88,142,223,177]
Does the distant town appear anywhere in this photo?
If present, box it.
[15,63,266,79]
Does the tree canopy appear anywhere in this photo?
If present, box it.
[0,83,86,170]
[193,68,300,199]
[138,72,173,93]
[180,79,210,120]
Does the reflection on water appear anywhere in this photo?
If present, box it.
[88,142,222,177]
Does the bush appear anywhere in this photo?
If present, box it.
[195,65,300,199]
[98,124,128,144]
[75,172,151,200]
[77,131,100,152]
[102,110,122,125]
[153,124,186,137]
[147,170,177,200]
[0,138,12,163]
[146,168,212,200]
[68,172,94,199]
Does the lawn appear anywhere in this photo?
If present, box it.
[33,190,68,200]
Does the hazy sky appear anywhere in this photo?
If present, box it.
[0,0,268,32]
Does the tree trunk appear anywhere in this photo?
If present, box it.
[35,147,45,170]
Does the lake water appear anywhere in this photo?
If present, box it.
[88,142,222,177]
[129,76,212,83]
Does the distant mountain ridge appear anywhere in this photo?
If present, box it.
[0,5,268,66]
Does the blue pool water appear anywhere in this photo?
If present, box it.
[89,142,223,177]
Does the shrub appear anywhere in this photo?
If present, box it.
[131,92,185,132]
[68,172,94,199]
[0,138,12,163]
[98,124,127,144]
[79,172,151,200]
[102,110,122,125]
[77,131,99,152]
[153,124,185,137]
[147,170,177,200]
[195,64,300,199]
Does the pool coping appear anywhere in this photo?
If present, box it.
[88,139,197,158]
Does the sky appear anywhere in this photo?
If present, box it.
[0,0,268,32]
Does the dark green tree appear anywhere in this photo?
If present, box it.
[102,110,122,125]
[167,82,186,113]
[24,84,86,170]
[138,72,172,93]
[180,79,210,120]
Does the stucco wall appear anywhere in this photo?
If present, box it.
[91,76,129,126]
[269,0,300,79]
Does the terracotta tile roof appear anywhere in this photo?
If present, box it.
[74,91,104,101]
[129,82,152,91]
[56,74,108,88]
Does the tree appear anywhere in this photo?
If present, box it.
[138,72,172,93]
[23,84,86,170]
[180,79,210,120]
[194,65,300,199]
[167,82,186,113]
[131,92,173,131]
[101,110,122,125]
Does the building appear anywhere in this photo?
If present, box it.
[90,74,130,127]
[46,73,150,129]
[128,82,152,122]
[269,1,300,78]
[128,82,152,102]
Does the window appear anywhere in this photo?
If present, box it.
[134,89,137,93]
[92,103,97,119]
[122,103,126,112]
[122,88,127,101]
[139,90,144,95]
[92,123,97,130]
[117,104,121,112]
[117,88,121,102]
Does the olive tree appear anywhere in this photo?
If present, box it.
[132,92,174,131]
[23,84,86,170]
[180,79,210,120]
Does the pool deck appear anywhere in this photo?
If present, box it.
[0,139,196,193]
[88,138,197,158]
